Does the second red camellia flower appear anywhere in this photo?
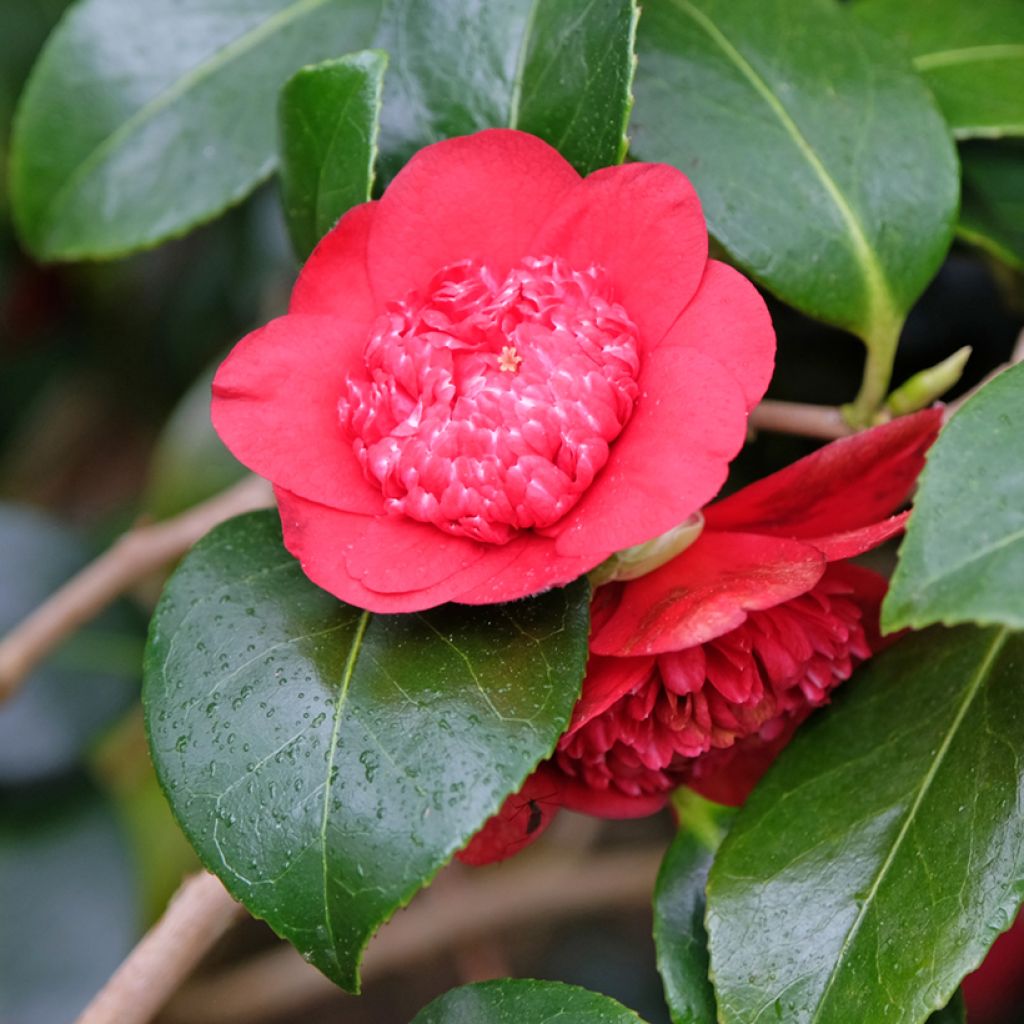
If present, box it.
[211,129,775,612]
[459,409,943,865]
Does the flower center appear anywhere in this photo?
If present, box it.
[340,257,641,544]
[556,570,874,798]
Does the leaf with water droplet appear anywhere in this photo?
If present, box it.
[413,980,650,1023]
[707,625,1024,1024]
[143,511,589,991]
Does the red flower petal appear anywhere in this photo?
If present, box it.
[590,532,827,657]
[532,162,708,348]
[557,776,669,819]
[275,489,595,612]
[805,511,909,561]
[659,260,775,411]
[963,911,1024,1022]
[211,316,383,515]
[456,767,564,867]
[684,714,803,806]
[551,347,749,559]
[366,129,580,302]
[705,408,943,538]
[289,202,378,321]
[566,654,657,736]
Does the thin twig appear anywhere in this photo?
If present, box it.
[76,872,245,1024]
[0,475,273,703]
[747,400,852,440]
[165,845,664,1024]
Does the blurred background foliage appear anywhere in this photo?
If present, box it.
[1,1,1022,1021]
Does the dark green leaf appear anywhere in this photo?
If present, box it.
[512,0,638,173]
[0,504,142,784]
[411,979,648,1023]
[883,362,1024,632]
[0,779,138,1024]
[142,361,247,521]
[143,510,590,991]
[279,50,387,260]
[374,0,638,179]
[631,0,958,381]
[855,0,1024,140]
[10,0,382,260]
[958,140,1024,271]
[707,625,1024,1024]
[653,801,734,1024]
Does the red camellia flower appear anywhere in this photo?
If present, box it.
[211,129,774,612]
[459,409,943,865]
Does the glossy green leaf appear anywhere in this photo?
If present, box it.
[707,625,1024,1024]
[411,979,648,1024]
[142,361,247,521]
[0,779,138,1024]
[958,140,1024,271]
[632,0,958,415]
[9,0,382,260]
[279,50,386,260]
[0,504,142,784]
[855,0,1024,140]
[653,801,734,1024]
[143,510,590,991]
[374,0,638,179]
[883,362,1024,632]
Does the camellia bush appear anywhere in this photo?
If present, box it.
[2,0,1023,1022]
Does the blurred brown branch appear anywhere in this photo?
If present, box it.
[748,400,852,440]
[76,871,245,1024]
[0,475,272,704]
[165,844,664,1024]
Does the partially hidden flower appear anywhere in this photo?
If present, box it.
[211,129,774,612]
[963,909,1024,1023]
[459,409,943,865]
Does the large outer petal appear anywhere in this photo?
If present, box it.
[659,260,775,411]
[531,162,708,348]
[683,715,803,807]
[456,766,564,867]
[557,777,668,819]
[705,408,943,537]
[550,347,749,559]
[275,488,595,613]
[289,202,378,321]
[366,129,580,302]
[590,532,826,657]
[211,315,383,515]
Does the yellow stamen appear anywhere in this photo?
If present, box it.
[498,345,523,373]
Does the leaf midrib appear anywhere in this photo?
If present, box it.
[39,0,334,239]
[319,608,370,977]
[315,56,385,230]
[806,626,1009,1023]
[915,43,1024,72]
[507,0,543,129]
[668,0,899,337]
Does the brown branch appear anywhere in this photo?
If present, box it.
[747,400,852,440]
[0,475,273,704]
[165,845,664,1024]
[75,871,245,1024]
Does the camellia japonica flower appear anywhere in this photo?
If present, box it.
[459,409,943,865]
[211,129,775,612]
